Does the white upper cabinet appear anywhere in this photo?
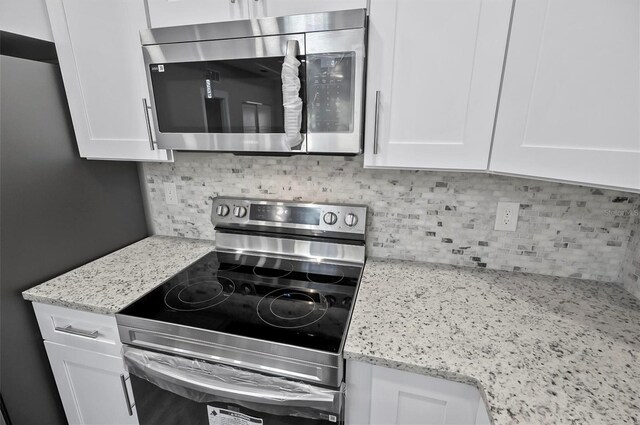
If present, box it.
[364,0,512,170]
[45,0,172,161]
[249,0,367,19]
[490,0,640,191]
[146,0,247,27]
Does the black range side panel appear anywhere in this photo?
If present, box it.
[0,34,148,425]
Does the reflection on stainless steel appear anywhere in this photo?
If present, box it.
[140,9,366,45]
[216,232,366,266]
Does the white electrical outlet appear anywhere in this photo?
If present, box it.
[164,182,178,205]
[494,202,519,231]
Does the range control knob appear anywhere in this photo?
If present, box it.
[216,204,230,217]
[326,295,337,307]
[344,213,358,227]
[323,212,338,225]
[233,206,247,218]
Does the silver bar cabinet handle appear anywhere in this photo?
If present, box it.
[120,374,135,416]
[373,90,381,155]
[54,324,98,339]
[142,98,155,151]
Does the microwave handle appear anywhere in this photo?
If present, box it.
[282,40,303,148]
[142,98,155,151]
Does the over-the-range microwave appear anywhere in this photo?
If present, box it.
[140,9,367,155]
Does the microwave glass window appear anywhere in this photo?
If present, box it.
[307,52,355,133]
[150,58,306,134]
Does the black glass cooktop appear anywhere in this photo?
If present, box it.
[119,251,362,353]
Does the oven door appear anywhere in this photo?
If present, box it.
[123,346,344,425]
[143,34,307,153]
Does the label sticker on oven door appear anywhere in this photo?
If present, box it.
[207,406,263,425]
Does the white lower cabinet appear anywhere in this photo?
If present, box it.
[44,342,138,425]
[32,303,138,425]
[346,361,490,425]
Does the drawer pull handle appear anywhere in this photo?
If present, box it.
[54,325,99,339]
[120,374,135,416]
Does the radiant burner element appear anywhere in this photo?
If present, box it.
[164,276,235,311]
[253,260,294,278]
[306,271,344,284]
[257,288,328,329]
[217,262,241,271]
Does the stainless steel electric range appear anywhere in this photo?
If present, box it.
[116,197,367,425]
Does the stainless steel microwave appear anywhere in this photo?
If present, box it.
[140,9,367,155]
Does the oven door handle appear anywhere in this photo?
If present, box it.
[123,347,341,410]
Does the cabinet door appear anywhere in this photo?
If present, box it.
[44,341,138,425]
[346,361,489,425]
[249,0,367,18]
[147,0,247,27]
[490,0,640,191]
[45,0,172,161]
[363,0,512,170]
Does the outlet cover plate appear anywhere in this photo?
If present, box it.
[495,202,519,231]
[164,182,178,205]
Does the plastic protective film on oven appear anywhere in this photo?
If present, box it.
[123,347,344,421]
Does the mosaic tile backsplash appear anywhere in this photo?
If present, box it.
[142,153,639,290]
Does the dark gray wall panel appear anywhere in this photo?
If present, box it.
[0,54,148,424]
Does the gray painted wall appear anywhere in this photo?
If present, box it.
[0,55,148,424]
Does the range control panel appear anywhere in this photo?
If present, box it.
[211,197,367,237]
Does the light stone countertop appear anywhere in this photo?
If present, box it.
[22,236,214,314]
[343,259,640,425]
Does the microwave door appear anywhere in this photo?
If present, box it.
[143,34,306,153]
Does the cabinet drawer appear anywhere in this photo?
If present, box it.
[33,303,121,356]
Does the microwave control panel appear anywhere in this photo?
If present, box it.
[307,52,355,133]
